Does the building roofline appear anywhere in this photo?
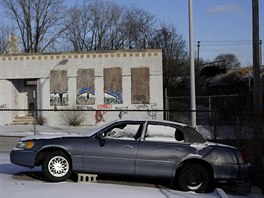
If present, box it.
[0,49,162,57]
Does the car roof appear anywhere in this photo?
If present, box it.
[110,119,188,127]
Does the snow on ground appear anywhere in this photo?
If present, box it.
[0,154,263,198]
[0,154,225,198]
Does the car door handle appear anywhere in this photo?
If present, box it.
[123,145,134,149]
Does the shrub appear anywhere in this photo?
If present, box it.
[63,110,85,126]
[35,116,46,125]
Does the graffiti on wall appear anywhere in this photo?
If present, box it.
[0,104,6,109]
[50,70,68,106]
[104,90,123,104]
[136,103,158,119]
[50,93,68,106]
[76,69,95,105]
[77,87,95,105]
[95,104,112,124]
[113,104,158,120]
[104,67,123,104]
[114,106,129,119]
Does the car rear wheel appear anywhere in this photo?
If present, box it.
[42,151,72,182]
[177,164,210,193]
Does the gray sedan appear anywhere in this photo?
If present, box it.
[10,119,251,192]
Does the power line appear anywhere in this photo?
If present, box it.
[201,43,251,46]
[196,40,252,46]
[187,42,251,47]
[199,40,252,43]
[188,40,255,46]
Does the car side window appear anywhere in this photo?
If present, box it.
[103,123,141,140]
[144,124,185,143]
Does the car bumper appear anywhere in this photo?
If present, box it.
[213,163,252,181]
[239,163,252,180]
[10,149,37,168]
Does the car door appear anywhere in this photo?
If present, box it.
[136,121,190,178]
[82,121,144,175]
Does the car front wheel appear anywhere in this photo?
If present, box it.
[42,151,72,182]
[177,164,210,193]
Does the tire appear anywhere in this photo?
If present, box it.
[177,164,210,193]
[42,151,72,182]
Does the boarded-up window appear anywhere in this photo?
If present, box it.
[76,69,95,105]
[50,70,68,106]
[104,67,123,104]
[131,67,150,104]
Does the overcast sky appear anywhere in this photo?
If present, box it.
[106,0,264,66]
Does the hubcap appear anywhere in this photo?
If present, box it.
[187,174,203,190]
[48,156,69,178]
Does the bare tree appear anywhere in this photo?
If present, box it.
[88,0,124,50]
[122,7,156,49]
[150,24,188,87]
[1,0,67,53]
[64,0,124,51]
[102,5,125,50]
[64,1,157,51]
[214,53,241,69]
[64,3,92,51]
[0,24,12,54]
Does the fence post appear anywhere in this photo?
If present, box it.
[33,109,36,135]
[235,115,241,147]
[165,88,170,120]
[213,111,217,140]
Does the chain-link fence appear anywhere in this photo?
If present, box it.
[0,108,262,150]
[0,108,263,191]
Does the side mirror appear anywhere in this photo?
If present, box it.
[100,132,106,139]
[97,132,106,146]
[96,132,105,139]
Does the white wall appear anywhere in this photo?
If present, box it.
[0,50,163,125]
[0,80,15,124]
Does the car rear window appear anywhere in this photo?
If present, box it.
[184,126,206,144]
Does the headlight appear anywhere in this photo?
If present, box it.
[16,141,35,149]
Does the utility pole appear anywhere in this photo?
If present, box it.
[188,0,196,127]
[252,0,263,192]
[260,40,262,66]
[197,41,200,66]
[260,40,263,107]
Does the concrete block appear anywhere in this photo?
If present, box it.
[77,173,98,183]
